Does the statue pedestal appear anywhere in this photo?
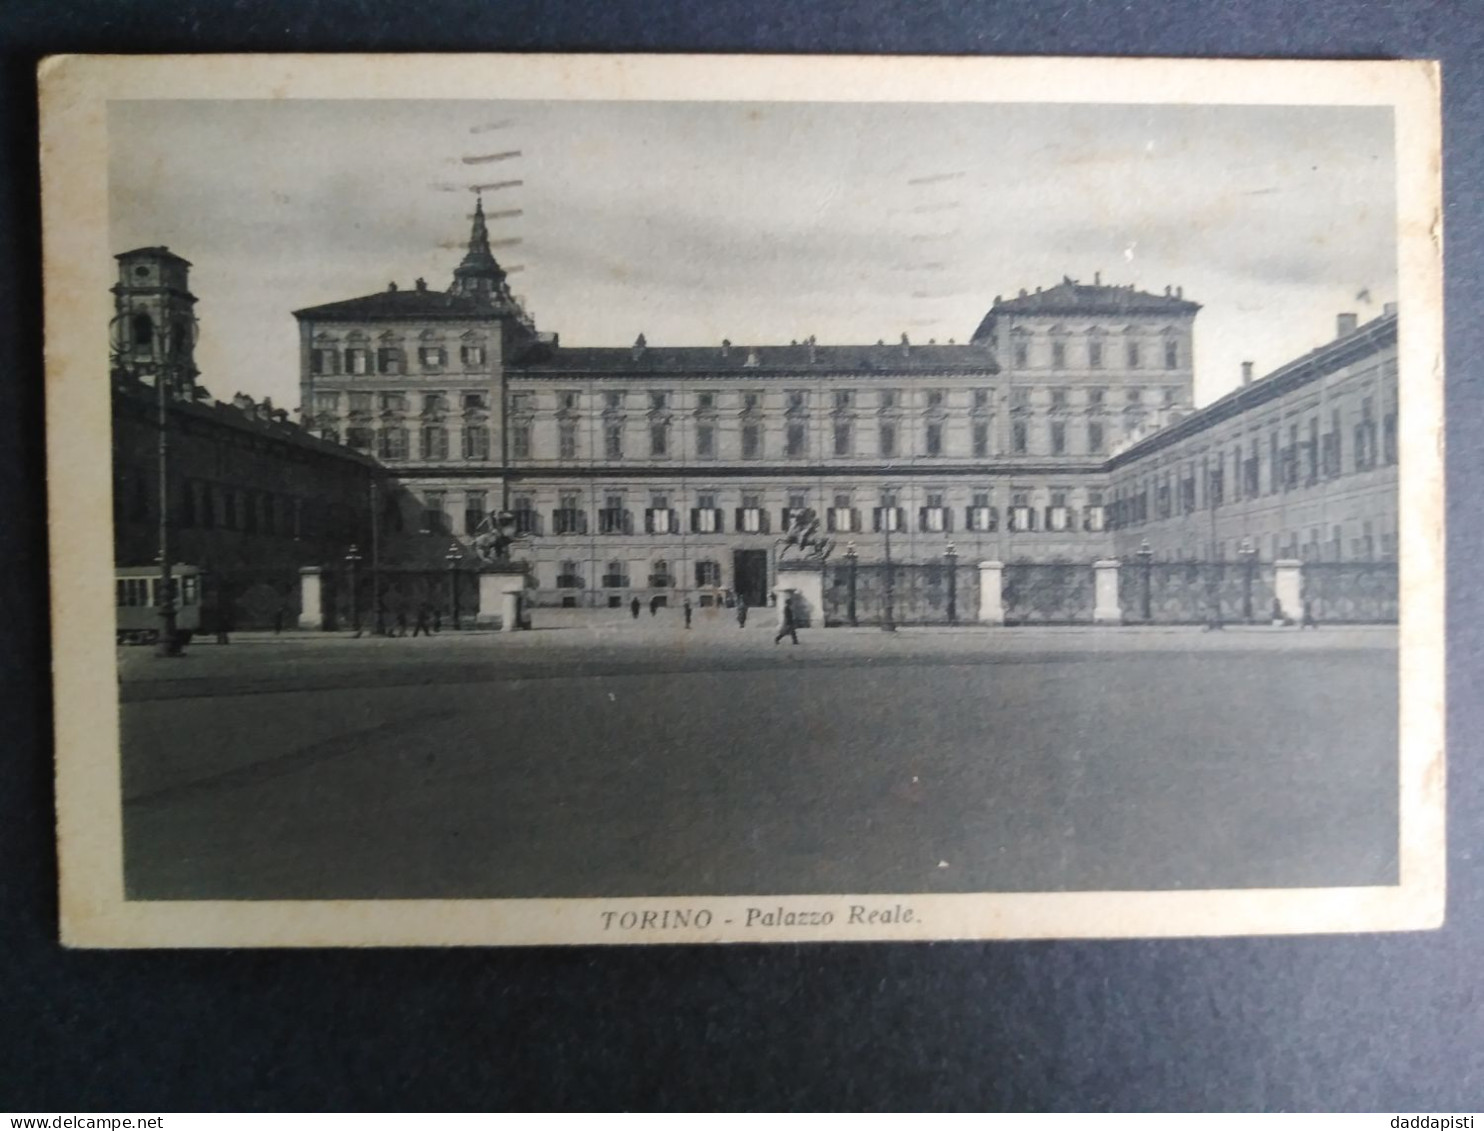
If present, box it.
[775,561,824,627]
[298,566,324,631]
[475,566,529,631]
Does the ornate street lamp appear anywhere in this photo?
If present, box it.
[1238,536,1258,624]
[844,540,858,627]
[944,541,959,624]
[882,508,897,633]
[344,544,363,636]
[446,541,463,630]
[1136,537,1154,622]
[109,309,196,658]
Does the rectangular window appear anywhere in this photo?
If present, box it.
[605,391,624,411]
[833,422,851,456]
[345,348,369,375]
[1013,342,1028,368]
[422,424,450,461]
[1088,421,1105,453]
[380,392,407,413]
[968,492,996,532]
[461,344,485,367]
[696,424,715,458]
[1051,421,1067,455]
[422,393,446,414]
[1011,421,1028,454]
[834,390,853,410]
[926,389,945,408]
[605,423,624,460]
[314,392,339,414]
[972,422,989,458]
[1088,340,1103,369]
[650,423,669,457]
[879,389,898,410]
[423,491,447,535]
[925,422,943,456]
[1051,342,1066,369]
[742,392,760,411]
[1164,387,1179,406]
[741,424,761,459]
[696,391,715,410]
[311,348,339,376]
[346,427,374,450]
[377,347,404,375]
[419,346,447,369]
[1165,340,1179,369]
[554,493,586,536]
[695,560,722,587]
[464,491,487,535]
[1088,387,1105,408]
[378,427,408,460]
[461,391,487,410]
[879,423,897,458]
[786,390,806,411]
[972,388,991,409]
[462,424,490,461]
[649,391,669,411]
[348,392,373,414]
[1126,342,1141,369]
[559,422,577,460]
[511,423,531,460]
[558,391,579,411]
[738,494,765,533]
[786,423,807,458]
[1050,388,1068,410]
[599,495,629,534]
[512,496,538,535]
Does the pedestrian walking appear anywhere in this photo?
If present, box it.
[649,595,660,616]
[396,608,409,637]
[773,595,799,646]
[736,594,748,628]
[630,596,641,619]
[433,609,442,633]
[214,607,231,645]
[412,603,432,637]
[683,599,693,629]
[273,608,284,635]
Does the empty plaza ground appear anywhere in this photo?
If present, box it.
[118,615,1399,900]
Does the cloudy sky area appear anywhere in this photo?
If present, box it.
[109,99,1396,410]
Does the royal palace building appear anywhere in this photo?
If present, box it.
[295,200,1211,608]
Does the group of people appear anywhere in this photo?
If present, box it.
[624,591,800,644]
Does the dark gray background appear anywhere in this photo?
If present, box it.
[3,0,1479,1111]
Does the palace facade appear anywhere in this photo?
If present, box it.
[295,201,1209,608]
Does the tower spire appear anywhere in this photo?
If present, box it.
[451,191,505,298]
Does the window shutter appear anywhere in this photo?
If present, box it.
[826,510,836,533]
[551,509,562,533]
[735,508,745,532]
[944,507,954,533]
[760,509,771,535]
[872,508,882,533]
[644,509,654,534]
[851,508,861,533]
[965,506,975,531]
[714,509,725,533]
[670,510,679,535]
[690,508,700,533]
[578,510,588,535]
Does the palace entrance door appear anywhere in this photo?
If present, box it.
[732,549,769,608]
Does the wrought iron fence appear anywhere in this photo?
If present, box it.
[323,567,478,630]
[1301,562,1398,623]
[1116,559,1277,624]
[822,561,979,625]
[203,568,300,632]
[1002,563,1094,624]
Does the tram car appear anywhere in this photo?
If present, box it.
[114,564,202,645]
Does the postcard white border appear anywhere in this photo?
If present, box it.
[40,53,1445,947]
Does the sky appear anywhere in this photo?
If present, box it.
[108,99,1397,410]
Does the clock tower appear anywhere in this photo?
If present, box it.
[111,246,200,395]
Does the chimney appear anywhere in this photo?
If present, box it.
[1018,288,1027,298]
[807,334,817,364]
[721,338,731,358]
[1241,361,1254,386]
[1336,312,1358,338]
[1094,271,1101,285]
[632,332,647,360]
[900,332,910,357]
[1164,285,1171,297]
[1176,286,1183,299]
[388,281,398,292]
[1383,302,1398,317]
[415,278,427,292]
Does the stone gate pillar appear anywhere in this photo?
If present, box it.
[297,566,324,631]
[775,563,824,627]
[977,560,1005,625]
[1093,559,1122,624]
[1273,559,1303,623]
[476,567,529,631]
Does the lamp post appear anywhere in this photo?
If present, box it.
[1205,465,1224,631]
[944,541,959,624]
[1136,537,1153,622]
[1239,536,1258,624]
[446,541,463,630]
[881,507,897,633]
[370,479,386,636]
[109,310,195,658]
[845,541,858,627]
[344,544,363,636]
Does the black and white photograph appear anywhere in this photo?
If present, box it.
[41,53,1444,946]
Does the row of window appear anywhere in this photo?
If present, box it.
[330,420,1117,462]
[499,386,1177,414]
[310,345,486,376]
[1010,339,1182,371]
[553,559,718,590]
[1110,404,1398,527]
[315,391,490,415]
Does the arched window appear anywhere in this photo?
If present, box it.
[131,312,154,351]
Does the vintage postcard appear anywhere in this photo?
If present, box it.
[40,53,1444,947]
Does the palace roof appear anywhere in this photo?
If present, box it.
[972,278,1200,340]
[510,340,999,375]
[292,287,508,322]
